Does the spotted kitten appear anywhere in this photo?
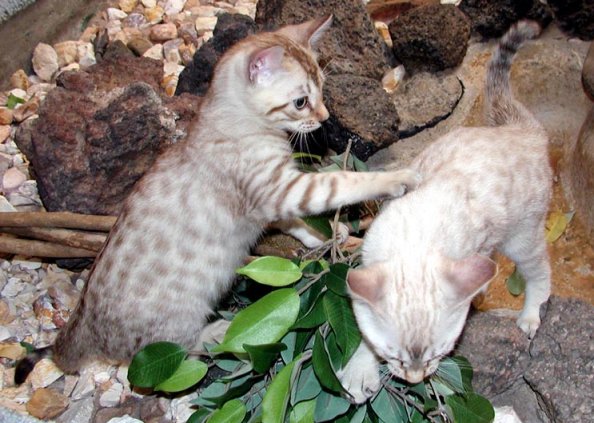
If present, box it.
[16,15,419,378]
[339,21,551,403]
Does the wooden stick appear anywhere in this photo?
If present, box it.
[0,212,116,232]
[0,227,106,252]
[0,236,98,258]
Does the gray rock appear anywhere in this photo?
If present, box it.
[56,396,95,423]
[583,42,594,101]
[455,297,594,423]
[255,0,395,80]
[392,72,463,138]
[389,4,471,74]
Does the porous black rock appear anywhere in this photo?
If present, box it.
[175,13,256,96]
[547,0,594,40]
[388,4,471,74]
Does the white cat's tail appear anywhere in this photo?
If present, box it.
[485,20,541,128]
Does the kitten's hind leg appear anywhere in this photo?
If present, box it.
[337,341,381,404]
[501,221,551,338]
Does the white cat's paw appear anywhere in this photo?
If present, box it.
[516,312,540,339]
[331,221,350,244]
[386,169,422,198]
[338,360,381,404]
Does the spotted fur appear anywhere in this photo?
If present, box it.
[339,21,551,404]
[16,16,419,377]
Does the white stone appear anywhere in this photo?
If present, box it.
[0,195,17,212]
[195,16,217,35]
[167,392,198,422]
[107,415,144,423]
[56,396,95,423]
[164,0,185,16]
[107,7,128,20]
[143,43,164,60]
[29,358,64,389]
[164,62,184,77]
[8,88,27,100]
[53,40,79,67]
[194,5,221,17]
[115,366,129,385]
[12,259,42,270]
[99,382,124,407]
[0,326,11,341]
[494,406,523,423]
[77,42,97,68]
[32,43,59,82]
[70,371,95,400]
[141,0,157,8]
[0,125,10,143]
[2,167,27,192]
[63,375,79,397]
[2,277,25,297]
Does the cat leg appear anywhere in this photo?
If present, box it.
[501,221,551,338]
[195,319,231,351]
[337,341,381,404]
[270,218,349,248]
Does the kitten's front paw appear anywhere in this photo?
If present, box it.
[338,359,381,404]
[386,169,422,198]
[516,312,540,339]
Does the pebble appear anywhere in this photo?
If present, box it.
[53,40,79,67]
[26,388,69,420]
[77,42,97,68]
[107,7,129,20]
[0,107,13,125]
[118,0,138,13]
[123,12,149,29]
[128,37,154,56]
[55,396,94,423]
[144,5,165,24]
[13,97,39,122]
[31,43,59,82]
[163,38,183,63]
[0,342,25,360]
[164,0,186,16]
[9,69,29,91]
[140,0,156,8]
[143,43,164,60]
[2,277,26,297]
[29,358,64,389]
[108,416,144,423]
[195,16,218,35]
[0,125,10,142]
[150,22,178,41]
[2,167,27,193]
[99,382,124,407]
[382,65,406,94]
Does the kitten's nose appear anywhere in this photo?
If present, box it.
[316,104,329,122]
[404,369,425,384]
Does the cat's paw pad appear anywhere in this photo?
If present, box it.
[516,313,540,339]
[337,363,380,404]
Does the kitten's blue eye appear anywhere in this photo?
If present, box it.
[293,96,308,110]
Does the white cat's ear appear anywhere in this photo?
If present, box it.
[248,46,285,85]
[277,15,333,49]
[443,254,498,301]
[347,262,388,305]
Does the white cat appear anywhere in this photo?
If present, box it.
[339,21,552,404]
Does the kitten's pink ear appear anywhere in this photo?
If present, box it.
[443,254,498,301]
[277,14,333,49]
[347,262,388,305]
[248,46,285,85]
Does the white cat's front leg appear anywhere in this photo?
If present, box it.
[270,218,349,248]
[337,341,381,404]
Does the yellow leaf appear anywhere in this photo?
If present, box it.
[545,211,574,243]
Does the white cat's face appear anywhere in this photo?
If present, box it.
[347,255,495,384]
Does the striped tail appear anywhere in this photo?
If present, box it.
[485,20,541,127]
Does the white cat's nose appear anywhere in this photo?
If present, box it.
[404,370,425,384]
[316,104,329,122]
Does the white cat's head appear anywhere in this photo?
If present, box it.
[347,254,496,384]
[236,16,333,134]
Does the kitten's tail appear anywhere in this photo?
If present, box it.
[485,20,542,128]
[14,346,52,384]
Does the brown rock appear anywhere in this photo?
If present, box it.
[10,69,29,91]
[127,37,154,56]
[26,388,69,420]
[582,42,594,101]
[0,107,13,125]
[32,43,59,82]
[568,105,594,247]
[150,22,178,42]
[0,299,13,324]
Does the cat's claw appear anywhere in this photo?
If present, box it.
[516,313,540,339]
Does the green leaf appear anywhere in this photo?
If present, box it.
[352,155,368,172]
[506,266,526,296]
[281,331,297,364]
[6,93,25,109]
[292,364,322,404]
[293,292,327,329]
[128,342,186,388]
[244,343,287,374]
[323,264,350,296]
[208,399,247,423]
[436,357,469,394]
[188,408,212,423]
[236,256,302,286]
[313,390,351,422]
[312,330,343,393]
[445,393,495,423]
[19,341,35,353]
[323,291,361,366]
[292,152,323,162]
[290,399,316,423]
[349,405,367,423]
[302,216,333,239]
[155,359,207,392]
[545,210,574,243]
[262,356,299,423]
[319,163,342,173]
[370,387,407,423]
[214,288,300,353]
